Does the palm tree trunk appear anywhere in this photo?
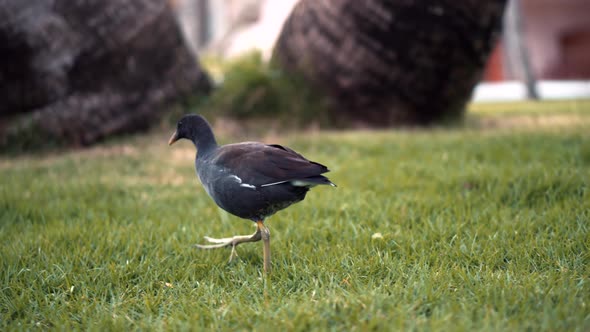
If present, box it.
[273,0,508,126]
[0,0,211,151]
[503,0,539,100]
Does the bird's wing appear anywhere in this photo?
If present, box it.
[211,142,329,185]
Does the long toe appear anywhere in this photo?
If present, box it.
[194,242,231,250]
[228,245,239,263]
[202,236,235,244]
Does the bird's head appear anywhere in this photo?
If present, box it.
[168,114,217,149]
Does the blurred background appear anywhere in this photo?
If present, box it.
[174,0,590,101]
[1,0,589,152]
[3,2,589,330]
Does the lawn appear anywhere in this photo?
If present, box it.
[1,101,589,331]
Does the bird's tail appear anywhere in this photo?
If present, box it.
[291,175,337,187]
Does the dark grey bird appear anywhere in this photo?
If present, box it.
[168,114,335,273]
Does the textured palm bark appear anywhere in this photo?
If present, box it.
[273,0,507,126]
[0,0,211,148]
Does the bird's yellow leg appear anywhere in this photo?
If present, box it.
[257,220,271,274]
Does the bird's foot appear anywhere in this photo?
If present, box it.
[194,229,262,263]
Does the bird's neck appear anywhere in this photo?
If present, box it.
[192,127,218,156]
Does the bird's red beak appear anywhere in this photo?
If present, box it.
[168,131,179,146]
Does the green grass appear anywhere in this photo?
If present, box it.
[1,101,590,330]
[190,52,329,126]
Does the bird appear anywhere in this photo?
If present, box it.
[168,114,335,274]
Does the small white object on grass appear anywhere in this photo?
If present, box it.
[372,232,383,239]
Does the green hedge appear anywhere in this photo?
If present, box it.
[188,52,331,127]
